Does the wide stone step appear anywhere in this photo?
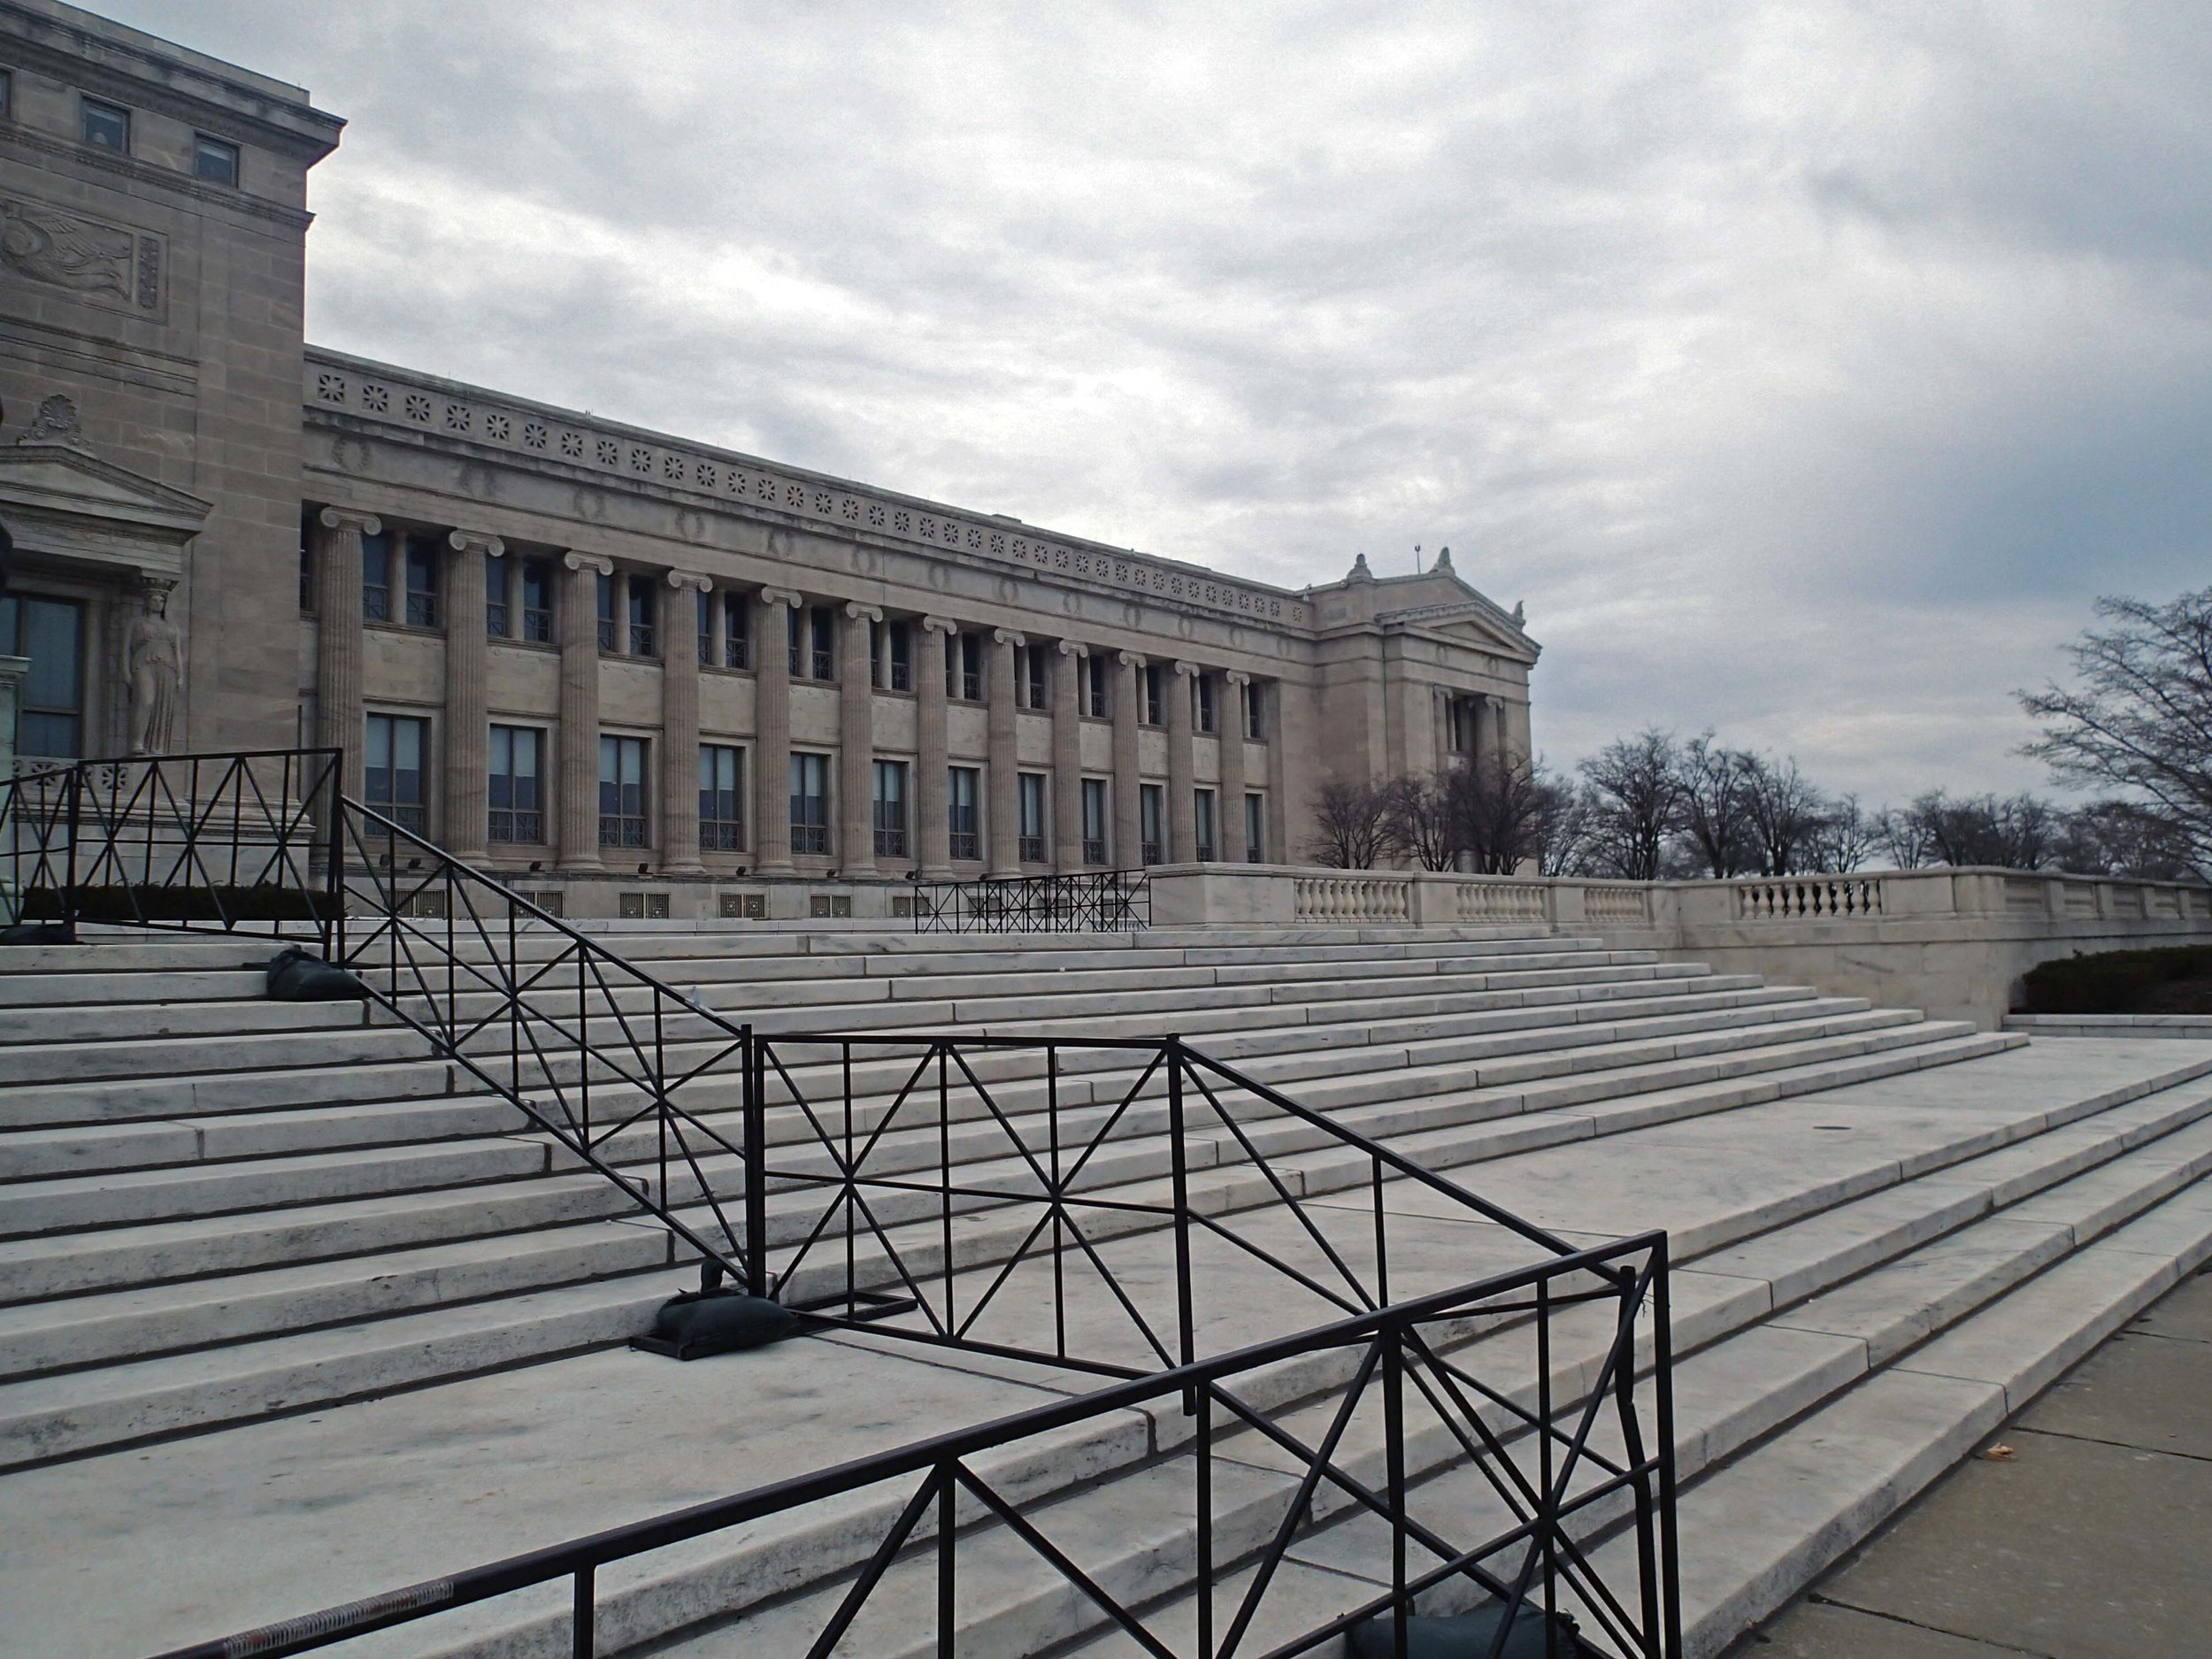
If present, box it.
[0,966,267,1007]
[0,1023,434,1086]
[0,996,368,1047]
[0,1055,461,1132]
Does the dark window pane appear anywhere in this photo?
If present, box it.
[194,134,240,186]
[82,99,129,151]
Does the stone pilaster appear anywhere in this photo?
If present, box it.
[1112,651,1143,868]
[557,550,611,872]
[917,616,956,877]
[311,508,379,802]
[841,602,882,872]
[441,530,501,861]
[1168,661,1198,863]
[1221,670,1249,863]
[752,588,803,873]
[661,571,711,873]
[1051,640,1086,870]
[987,629,1024,877]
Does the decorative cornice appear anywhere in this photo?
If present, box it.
[1055,639,1088,657]
[843,600,884,624]
[757,586,804,610]
[317,506,380,536]
[664,569,711,593]
[1171,660,1202,678]
[0,123,319,231]
[1225,670,1250,686]
[919,614,959,634]
[448,528,504,557]
[1118,650,1147,669]
[561,549,611,576]
[993,627,1026,649]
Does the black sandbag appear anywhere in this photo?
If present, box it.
[0,921,73,946]
[631,1291,796,1360]
[265,946,369,1002]
[1348,1602,1586,1659]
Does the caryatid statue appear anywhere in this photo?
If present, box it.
[127,580,181,756]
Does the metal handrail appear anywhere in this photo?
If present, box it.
[913,866,1151,933]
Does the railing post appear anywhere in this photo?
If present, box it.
[1167,1035,1197,1397]
[325,755,347,961]
[61,764,81,936]
[743,1024,768,1299]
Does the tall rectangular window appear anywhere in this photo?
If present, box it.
[628,575,657,657]
[596,572,618,651]
[1140,784,1164,866]
[810,608,834,680]
[872,759,909,857]
[951,633,983,702]
[787,604,804,678]
[365,713,428,834]
[81,97,129,152]
[1142,664,1164,726]
[521,557,554,642]
[700,744,743,851]
[1243,680,1263,741]
[1244,792,1265,863]
[789,752,829,854]
[0,70,12,120]
[0,595,84,759]
[887,621,911,692]
[1194,787,1217,862]
[722,592,750,669]
[488,725,542,843]
[695,589,713,664]
[403,534,441,628]
[194,134,240,187]
[948,766,981,861]
[1018,772,1046,863]
[1194,673,1217,734]
[598,735,648,848]
[1024,647,1047,710]
[361,530,393,622]
[486,556,511,638]
[1081,778,1109,866]
[1086,657,1110,719]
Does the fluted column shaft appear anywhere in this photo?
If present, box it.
[1051,641,1085,870]
[987,630,1024,876]
[917,616,956,876]
[441,531,499,860]
[662,572,710,872]
[1112,652,1143,867]
[841,603,881,871]
[753,588,802,873]
[1168,661,1198,862]
[1220,671,1249,863]
[557,552,610,871]
[311,508,377,803]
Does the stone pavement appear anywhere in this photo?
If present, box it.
[1739,1263,2212,1657]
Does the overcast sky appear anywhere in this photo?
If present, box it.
[112,1,2212,801]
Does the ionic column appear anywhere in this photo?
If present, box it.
[917,616,956,876]
[311,508,379,802]
[753,588,803,873]
[987,629,1025,877]
[1112,651,1144,867]
[557,551,611,872]
[1168,661,1199,863]
[662,571,711,873]
[841,602,882,871]
[1221,670,1249,863]
[1051,641,1086,870]
[442,530,501,861]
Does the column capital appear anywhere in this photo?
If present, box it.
[447,528,504,557]
[844,601,884,624]
[993,627,1026,649]
[664,569,712,593]
[562,549,612,576]
[1055,639,1088,658]
[1225,669,1251,687]
[758,586,804,610]
[1171,659,1202,679]
[317,506,381,536]
[920,614,960,635]
[1117,649,1147,669]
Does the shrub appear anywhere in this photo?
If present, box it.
[2016,944,2212,1014]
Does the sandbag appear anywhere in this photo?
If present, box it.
[1348,1602,1587,1659]
[265,946,369,1002]
[631,1291,797,1360]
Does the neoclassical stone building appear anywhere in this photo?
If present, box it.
[0,0,1539,914]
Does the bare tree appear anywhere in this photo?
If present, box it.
[1878,803,1939,868]
[1738,753,1829,875]
[1887,790,2059,869]
[1534,779,1601,877]
[2053,799,2199,879]
[2021,588,2212,874]
[1303,779,1394,869]
[1806,793,1879,872]
[1578,729,1685,880]
[1452,754,1554,874]
[1673,733,1755,877]
[1380,773,1459,872]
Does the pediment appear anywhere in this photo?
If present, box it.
[0,442,212,538]
[1378,597,1540,660]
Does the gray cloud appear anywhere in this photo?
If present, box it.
[107,0,2212,800]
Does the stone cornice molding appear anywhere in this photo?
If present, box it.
[0,126,322,229]
[1118,650,1147,669]
[317,506,380,536]
[1055,639,1088,658]
[843,601,884,624]
[448,529,505,557]
[920,615,960,635]
[664,569,712,593]
[992,628,1026,649]
[561,549,612,576]
[757,586,804,610]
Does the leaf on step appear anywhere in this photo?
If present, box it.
[1979,1443,2016,1461]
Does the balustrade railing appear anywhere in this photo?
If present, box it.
[1729,875,1884,921]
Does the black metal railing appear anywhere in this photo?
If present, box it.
[150,1235,1678,1659]
[914,867,1150,933]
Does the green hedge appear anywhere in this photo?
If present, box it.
[2017,944,2212,1015]
[17,885,331,924]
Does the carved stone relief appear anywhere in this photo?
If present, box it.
[1,197,163,318]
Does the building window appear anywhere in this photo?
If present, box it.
[1142,664,1164,726]
[0,595,84,758]
[789,752,829,854]
[700,744,743,851]
[0,70,12,120]
[874,619,912,692]
[1244,792,1265,863]
[1140,784,1164,865]
[81,97,129,152]
[598,735,649,848]
[949,632,983,702]
[1086,657,1110,719]
[521,557,554,642]
[1194,787,1217,862]
[1018,772,1047,863]
[1194,673,1217,734]
[1242,680,1263,741]
[365,713,428,834]
[722,592,749,669]
[1448,695,1478,754]
[596,572,618,651]
[193,134,240,187]
[403,534,441,628]
[872,759,909,857]
[786,605,803,677]
[488,725,542,843]
[627,575,657,657]
[1081,778,1109,866]
[948,766,981,861]
[361,530,393,621]
[298,512,314,614]
[695,589,713,664]
[810,608,834,680]
[487,556,511,637]
[1023,647,1047,710]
